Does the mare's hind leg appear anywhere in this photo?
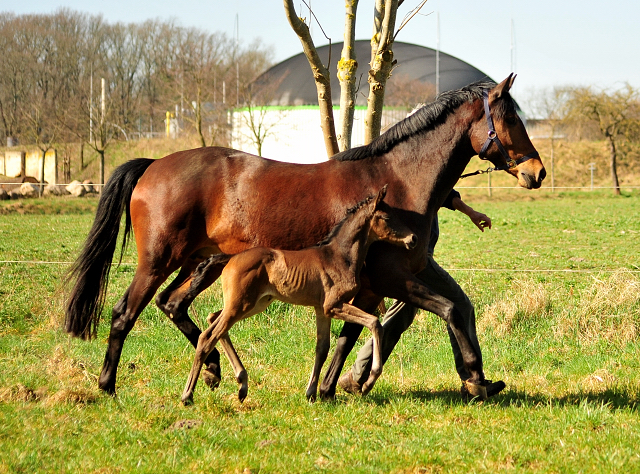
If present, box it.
[155,256,225,390]
[306,308,332,402]
[99,266,173,394]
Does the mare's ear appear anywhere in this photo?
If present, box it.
[493,73,516,99]
[374,184,388,208]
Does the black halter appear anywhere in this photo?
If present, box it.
[461,90,540,179]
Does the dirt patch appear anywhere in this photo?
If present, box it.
[166,419,202,431]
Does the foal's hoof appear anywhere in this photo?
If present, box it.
[238,386,248,403]
[202,368,221,391]
[181,393,194,406]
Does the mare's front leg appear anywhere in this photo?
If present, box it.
[156,257,225,391]
[368,269,487,396]
[306,308,332,401]
[326,302,384,397]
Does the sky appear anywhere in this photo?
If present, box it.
[4,0,640,114]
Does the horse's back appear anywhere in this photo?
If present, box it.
[128,146,377,262]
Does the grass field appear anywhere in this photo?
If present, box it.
[1,191,639,473]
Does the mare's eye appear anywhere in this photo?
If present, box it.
[506,116,518,126]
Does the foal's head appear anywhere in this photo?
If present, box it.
[366,185,417,250]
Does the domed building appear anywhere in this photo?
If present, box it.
[231,40,495,163]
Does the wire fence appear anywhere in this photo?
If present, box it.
[1,259,639,274]
[4,183,640,191]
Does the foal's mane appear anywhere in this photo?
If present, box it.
[334,79,513,163]
[315,194,376,247]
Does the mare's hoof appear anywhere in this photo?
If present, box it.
[202,368,221,391]
[318,388,336,401]
[98,381,117,397]
[461,379,505,401]
[337,370,362,396]
[461,380,487,401]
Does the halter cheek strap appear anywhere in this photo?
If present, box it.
[478,90,539,171]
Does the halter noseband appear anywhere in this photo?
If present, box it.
[475,89,539,172]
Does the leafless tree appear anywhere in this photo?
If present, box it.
[284,0,340,157]
[565,85,640,194]
[527,87,571,191]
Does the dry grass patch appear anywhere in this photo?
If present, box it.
[0,344,100,406]
[479,278,552,335]
[555,271,640,345]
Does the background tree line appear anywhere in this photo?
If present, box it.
[0,9,272,181]
[528,85,640,194]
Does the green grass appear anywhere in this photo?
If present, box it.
[1,194,639,473]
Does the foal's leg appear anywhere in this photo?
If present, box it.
[326,302,384,397]
[156,256,226,390]
[204,310,249,401]
[319,289,381,399]
[306,307,332,401]
[182,311,234,405]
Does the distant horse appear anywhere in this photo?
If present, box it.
[181,186,417,404]
[65,75,545,399]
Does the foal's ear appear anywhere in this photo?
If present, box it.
[374,184,388,208]
[494,73,516,98]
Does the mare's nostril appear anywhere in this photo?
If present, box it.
[539,167,547,181]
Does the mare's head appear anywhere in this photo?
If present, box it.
[366,185,418,250]
[469,74,546,189]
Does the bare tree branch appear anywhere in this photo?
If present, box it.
[284,0,339,157]
[337,0,359,151]
[364,0,399,144]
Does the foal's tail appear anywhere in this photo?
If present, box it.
[64,158,155,340]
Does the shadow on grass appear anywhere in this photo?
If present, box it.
[360,386,639,411]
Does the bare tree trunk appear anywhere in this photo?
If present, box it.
[195,82,207,147]
[39,149,46,197]
[364,0,398,144]
[607,135,621,195]
[98,148,105,192]
[337,0,359,152]
[284,0,339,157]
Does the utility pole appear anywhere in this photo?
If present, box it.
[589,163,596,191]
[89,67,93,143]
[435,11,440,95]
[235,13,240,108]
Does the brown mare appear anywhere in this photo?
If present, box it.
[181,186,417,404]
[65,75,545,399]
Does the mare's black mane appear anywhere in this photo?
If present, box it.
[334,80,510,162]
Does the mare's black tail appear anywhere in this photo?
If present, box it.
[64,158,155,340]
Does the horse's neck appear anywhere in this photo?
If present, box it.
[326,213,371,276]
[383,104,478,214]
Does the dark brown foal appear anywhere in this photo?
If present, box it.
[181,186,417,404]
